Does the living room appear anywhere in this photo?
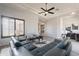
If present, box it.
[0,3,79,56]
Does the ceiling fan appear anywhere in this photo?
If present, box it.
[39,3,55,16]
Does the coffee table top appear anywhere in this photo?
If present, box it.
[33,40,54,47]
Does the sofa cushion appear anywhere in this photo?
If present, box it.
[44,47,66,56]
[23,43,37,51]
[57,38,69,49]
[31,41,60,56]
[57,42,65,49]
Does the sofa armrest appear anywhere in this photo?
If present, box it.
[11,46,33,56]
[9,40,33,56]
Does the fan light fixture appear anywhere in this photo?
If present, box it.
[45,12,48,14]
[38,3,56,16]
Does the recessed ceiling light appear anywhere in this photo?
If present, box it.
[71,12,76,15]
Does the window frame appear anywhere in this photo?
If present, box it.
[1,15,25,38]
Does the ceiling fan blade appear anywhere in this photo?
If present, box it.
[41,8,46,11]
[48,12,54,14]
[48,7,55,11]
[38,12,45,14]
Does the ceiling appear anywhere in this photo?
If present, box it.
[1,3,79,19]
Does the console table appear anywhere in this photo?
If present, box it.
[66,33,79,41]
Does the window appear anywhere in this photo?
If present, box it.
[16,20,25,36]
[1,16,25,38]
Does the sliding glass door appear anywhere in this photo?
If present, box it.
[16,20,25,36]
[2,17,15,37]
[1,16,25,38]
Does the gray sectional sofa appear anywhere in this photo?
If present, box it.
[9,37,72,56]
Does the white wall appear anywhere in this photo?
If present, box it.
[45,14,79,39]
[25,15,38,35]
[45,17,62,38]
[45,18,58,38]
[0,4,39,46]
